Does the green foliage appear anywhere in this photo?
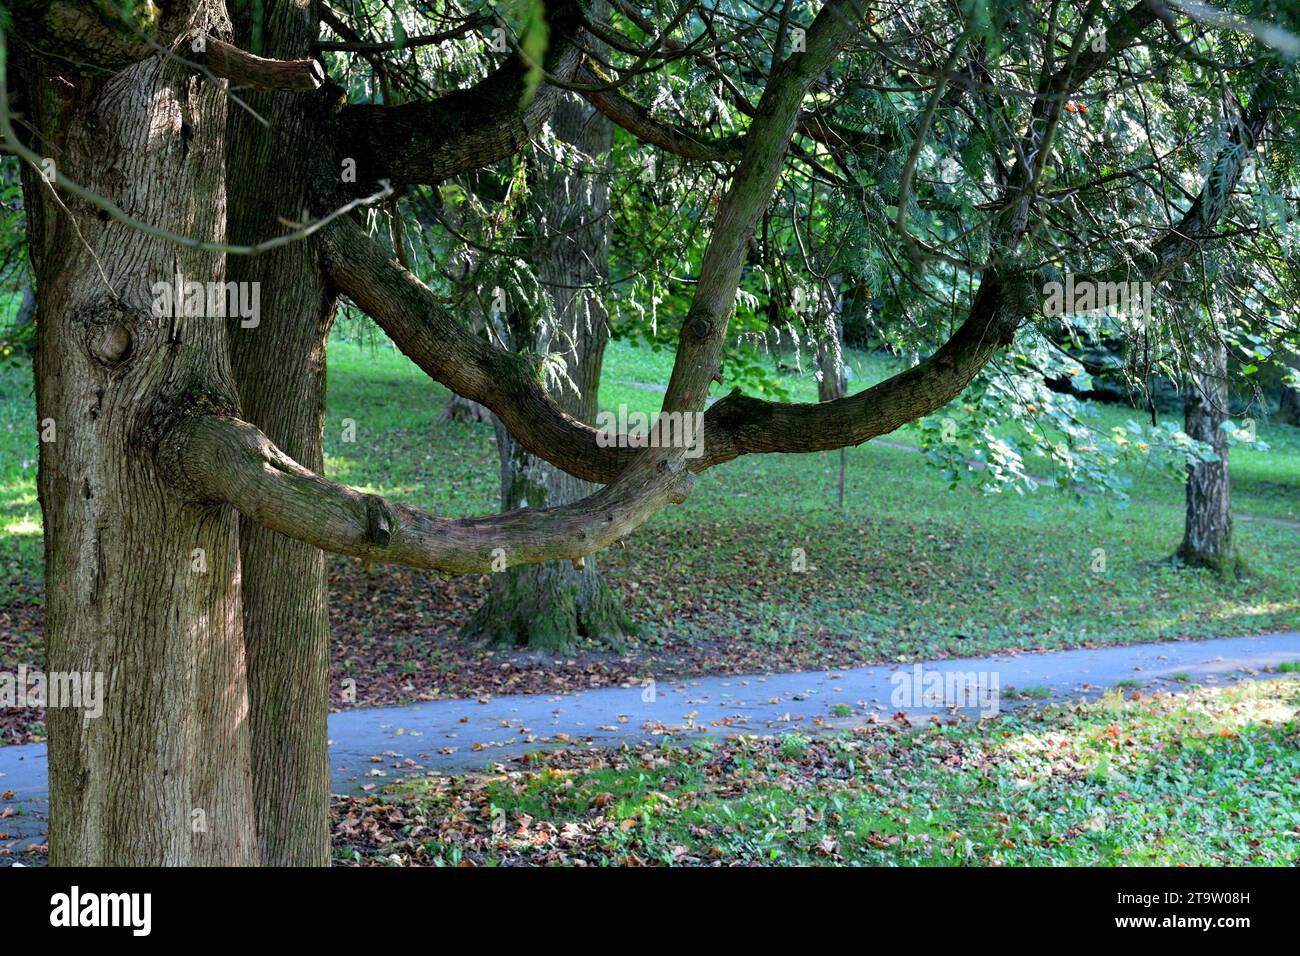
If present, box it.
[513,0,549,107]
[306,1,1300,506]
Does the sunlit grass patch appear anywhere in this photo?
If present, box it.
[333,679,1300,867]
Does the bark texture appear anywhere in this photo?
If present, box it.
[224,0,335,867]
[440,393,493,423]
[19,14,258,865]
[816,306,847,403]
[8,0,1175,869]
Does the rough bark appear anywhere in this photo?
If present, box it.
[1179,341,1236,574]
[465,95,633,651]
[14,281,36,327]
[17,17,258,865]
[6,0,1181,870]
[224,0,335,868]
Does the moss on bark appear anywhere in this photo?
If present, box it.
[464,558,636,653]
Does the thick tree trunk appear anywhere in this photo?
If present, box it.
[20,33,257,864]
[464,95,632,651]
[1179,341,1236,574]
[224,1,335,867]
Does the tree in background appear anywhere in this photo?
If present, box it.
[466,94,635,649]
[1180,333,1236,572]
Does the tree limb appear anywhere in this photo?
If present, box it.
[192,35,325,91]
[168,414,693,574]
[577,60,744,162]
[322,0,1024,482]
[329,4,584,190]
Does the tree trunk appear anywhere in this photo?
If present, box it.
[439,393,493,423]
[464,95,633,651]
[1280,385,1300,426]
[1179,340,1236,574]
[1276,353,1300,425]
[816,301,847,403]
[15,280,36,327]
[816,302,847,508]
[223,1,335,867]
[19,31,257,865]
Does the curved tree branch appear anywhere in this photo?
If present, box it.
[192,35,325,91]
[167,414,693,574]
[318,0,1028,485]
[321,214,634,484]
[322,215,1021,482]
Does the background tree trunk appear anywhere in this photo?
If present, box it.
[14,280,35,327]
[1179,340,1236,574]
[1280,385,1300,426]
[464,95,633,651]
[1274,351,1300,425]
[223,0,335,867]
[816,300,847,508]
[816,297,847,403]
[20,35,257,865]
[439,393,493,423]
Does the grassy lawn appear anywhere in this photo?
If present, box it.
[322,334,1300,665]
[332,677,1300,866]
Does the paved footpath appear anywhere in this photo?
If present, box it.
[4,630,1299,855]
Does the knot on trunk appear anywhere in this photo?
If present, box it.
[80,301,140,368]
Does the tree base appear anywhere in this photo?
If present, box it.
[1172,544,1246,580]
[463,560,637,653]
[439,394,493,424]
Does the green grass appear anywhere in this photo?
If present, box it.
[0,358,38,607]
[2,332,1297,664]
[334,678,1300,866]
[748,347,1300,524]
